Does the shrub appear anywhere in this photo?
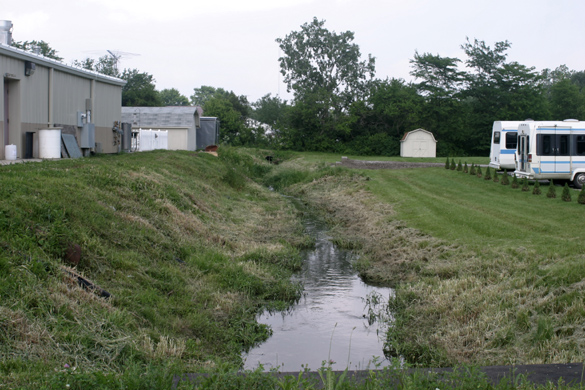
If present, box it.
[463,162,468,173]
[510,173,518,188]
[579,186,585,204]
[476,165,482,178]
[445,157,450,170]
[484,167,491,180]
[450,159,456,170]
[457,160,462,171]
[501,169,509,185]
[493,169,499,183]
[521,178,530,191]
[547,180,557,198]
[562,183,572,202]
[532,180,541,195]
[469,164,476,175]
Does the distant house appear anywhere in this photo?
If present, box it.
[121,106,204,151]
[400,129,437,158]
[1,21,125,159]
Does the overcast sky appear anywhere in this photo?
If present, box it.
[6,0,585,103]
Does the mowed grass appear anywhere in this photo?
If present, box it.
[365,167,585,257]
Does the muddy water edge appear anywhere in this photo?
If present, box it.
[243,197,394,372]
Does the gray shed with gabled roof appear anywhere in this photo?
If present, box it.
[121,106,204,151]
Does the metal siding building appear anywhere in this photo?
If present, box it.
[1,42,125,159]
[121,106,206,151]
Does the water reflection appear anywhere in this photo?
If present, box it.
[243,218,393,372]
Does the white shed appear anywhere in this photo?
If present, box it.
[400,129,437,158]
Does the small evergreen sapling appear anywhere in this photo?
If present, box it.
[493,169,500,183]
[532,180,541,195]
[547,180,556,198]
[457,160,462,171]
[578,186,585,204]
[470,164,476,175]
[445,157,450,169]
[521,178,530,191]
[501,169,510,185]
[510,173,518,188]
[463,162,468,173]
[484,167,492,180]
[476,165,483,178]
[450,158,456,170]
[562,183,572,202]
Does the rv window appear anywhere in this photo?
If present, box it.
[559,135,570,156]
[493,132,500,144]
[539,135,552,155]
[576,136,585,155]
[505,133,517,149]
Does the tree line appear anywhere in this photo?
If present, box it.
[13,20,585,156]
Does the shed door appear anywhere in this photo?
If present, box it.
[413,140,428,157]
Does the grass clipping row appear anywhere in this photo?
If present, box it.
[286,172,585,367]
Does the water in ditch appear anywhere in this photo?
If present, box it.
[243,215,394,372]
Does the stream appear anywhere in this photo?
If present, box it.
[243,214,394,372]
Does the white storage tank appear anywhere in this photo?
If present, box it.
[4,144,17,160]
[38,128,62,159]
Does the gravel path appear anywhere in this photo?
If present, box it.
[335,157,444,170]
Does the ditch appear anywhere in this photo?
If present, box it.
[242,204,394,372]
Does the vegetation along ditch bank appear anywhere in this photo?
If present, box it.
[1,148,584,388]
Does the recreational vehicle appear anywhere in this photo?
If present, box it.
[514,119,585,188]
[489,121,524,170]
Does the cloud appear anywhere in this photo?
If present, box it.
[88,0,314,22]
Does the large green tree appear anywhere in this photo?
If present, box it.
[72,55,120,77]
[276,17,375,150]
[121,69,161,107]
[251,94,288,128]
[12,40,63,61]
[460,38,547,154]
[159,88,190,106]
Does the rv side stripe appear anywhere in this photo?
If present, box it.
[501,150,516,154]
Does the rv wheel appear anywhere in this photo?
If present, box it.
[573,173,585,189]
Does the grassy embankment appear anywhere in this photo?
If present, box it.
[0,148,312,388]
[268,153,585,369]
